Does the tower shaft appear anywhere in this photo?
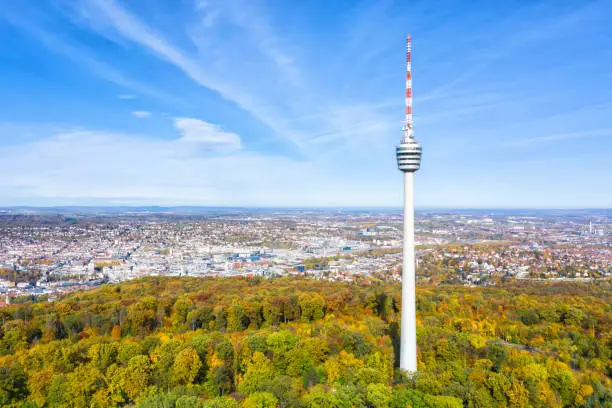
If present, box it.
[400,172,417,372]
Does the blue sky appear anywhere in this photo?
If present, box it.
[0,0,611,208]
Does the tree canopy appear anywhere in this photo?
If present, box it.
[0,276,609,407]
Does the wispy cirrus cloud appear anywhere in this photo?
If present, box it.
[131,111,151,118]
[195,0,299,84]
[421,2,604,100]
[78,0,307,149]
[1,0,610,207]
[502,129,612,148]
[75,0,401,155]
[0,6,182,105]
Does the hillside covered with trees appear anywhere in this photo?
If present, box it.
[0,277,610,407]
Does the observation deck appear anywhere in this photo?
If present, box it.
[396,135,422,173]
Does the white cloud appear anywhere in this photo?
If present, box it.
[132,110,151,118]
[77,0,310,149]
[174,118,241,150]
[51,0,401,159]
[0,127,397,206]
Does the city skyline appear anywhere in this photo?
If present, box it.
[1,0,611,208]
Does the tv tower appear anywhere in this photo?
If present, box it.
[396,34,422,373]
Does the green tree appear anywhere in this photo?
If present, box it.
[267,330,299,354]
[243,392,279,408]
[239,352,274,395]
[187,306,213,331]
[173,347,202,386]
[88,342,118,370]
[118,342,145,365]
[124,355,152,400]
[46,374,69,407]
[366,383,393,408]
[227,301,248,332]
[486,341,508,372]
[299,293,326,322]
[27,368,54,407]
[214,307,227,332]
[547,360,578,406]
[201,397,240,408]
[66,365,104,408]
[173,297,194,328]
[176,395,200,408]
[0,361,28,405]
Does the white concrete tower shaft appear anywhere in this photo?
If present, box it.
[401,172,417,372]
[396,34,421,373]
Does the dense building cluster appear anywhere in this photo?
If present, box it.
[415,243,611,285]
[0,209,609,304]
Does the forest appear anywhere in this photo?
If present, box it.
[0,277,610,407]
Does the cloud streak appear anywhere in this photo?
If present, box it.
[503,129,612,147]
[84,0,304,147]
[422,2,603,101]
[131,111,152,118]
[1,0,610,207]
[78,0,399,156]
[1,6,182,105]
[174,118,242,151]
[0,126,395,206]
[197,0,299,84]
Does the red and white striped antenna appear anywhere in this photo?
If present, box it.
[404,35,414,138]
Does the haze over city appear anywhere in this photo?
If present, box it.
[1,0,611,208]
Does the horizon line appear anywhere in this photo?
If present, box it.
[1,205,610,211]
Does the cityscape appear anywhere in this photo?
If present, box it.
[0,0,611,406]
[1,208,609,304]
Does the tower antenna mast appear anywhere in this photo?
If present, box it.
[404,35,414,139]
